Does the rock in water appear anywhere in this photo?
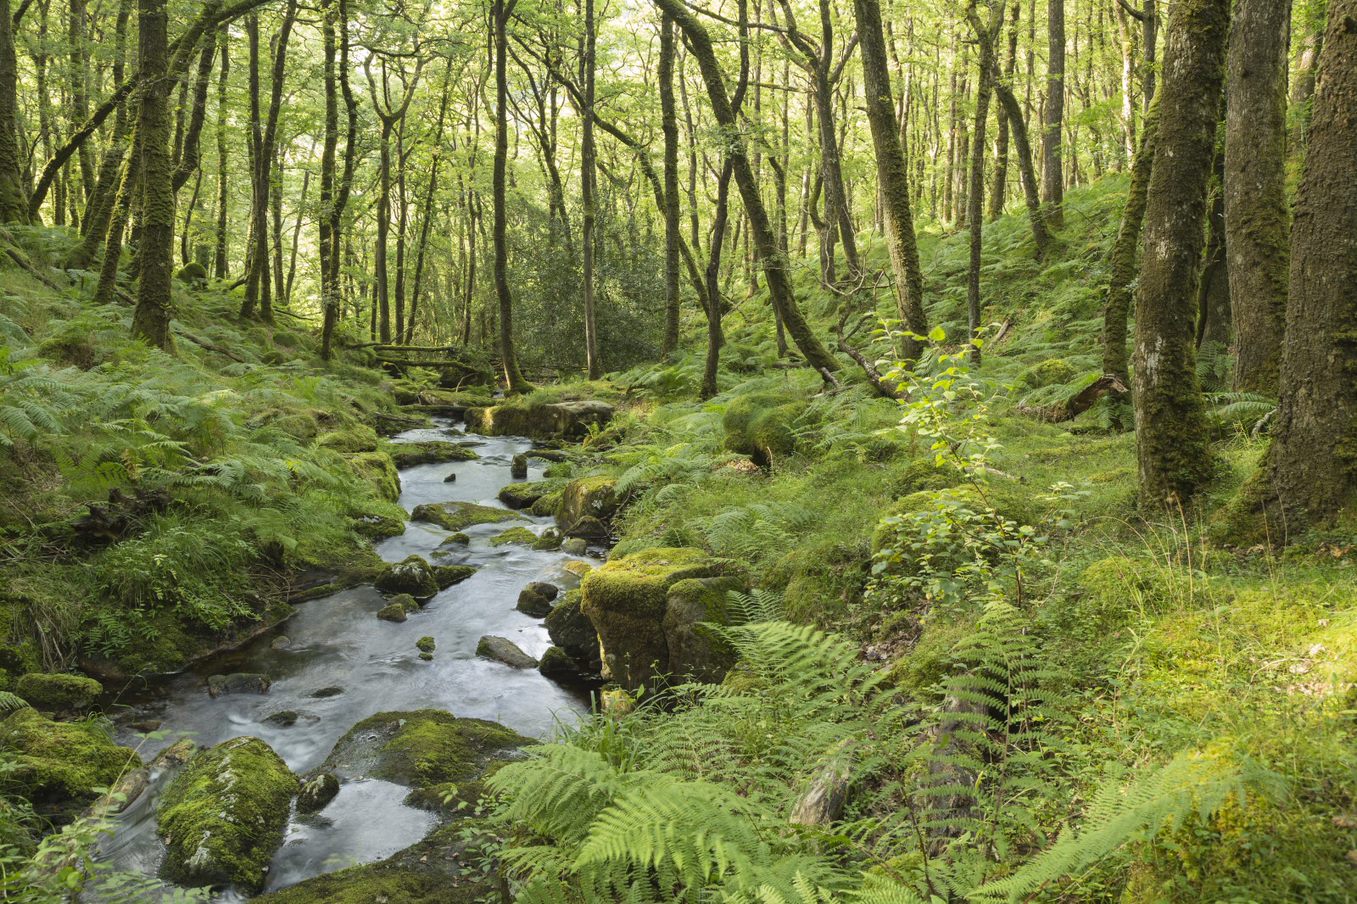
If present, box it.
[562,537,589,556]
[375,555,440,599]
[15,672,103,716]
[511,453,528,479]
[545,591,601,674]
[516,587,553,618]
[416,636,436,655]
[207,672,271,698]
[376,602,409,623]
[157,736,298,891]
[0,707,140,821]
[296,772,340,813]
[475,636,538,669]
[555,476,619,533]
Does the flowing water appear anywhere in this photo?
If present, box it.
[101,420,593,898]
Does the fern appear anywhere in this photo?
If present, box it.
[0,690,30,714]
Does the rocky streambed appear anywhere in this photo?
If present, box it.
[95,418,602,900]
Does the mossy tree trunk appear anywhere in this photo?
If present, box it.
[492,0,532,393]
[1224,0,1290,393]
[653,0,839,381]
[130,0,173,351]
[318,0,339,360]
[1131,0,1228,509]
[1101,99,1157,384]
[580,0,601,379]
[854,0,928,361]
[0,0,31,223]
[964,0,1002,364]
[659,12,681,360]
[1040,0,1064,227]
[1265,0,1357,529]
[213,34,229,279]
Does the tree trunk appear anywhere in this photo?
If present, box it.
[1195,145,1231,360]
[1225,0,1290,393]
[655,0,839,380]
[1102,99,1158,384]
[965,2,1001,364]
[213,34,229,278]
[988,0,1019,220]
[659,12,681,360]
[319,0,339,359]
[407,61,453,346]
[853,0,928,361]
[492,0,531,392]
[131,0,174,350]
[0,0,32,222]
[580,0,601,378]
[1131,0,1228,508]
[1265,0,1357,530]
[1041,0,1064,226]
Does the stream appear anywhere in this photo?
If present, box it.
[101,419,593,899]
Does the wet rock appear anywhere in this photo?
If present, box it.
[416,636,436,655]
[580,547,735,691]
[464,399,613,440]
[436,531,470,549]
[528,581,560,602]
[207,672,271,698]
[346,451,401,501]
[418,652,433,662]
[374,555,439,599]
[270,635,292,650]
[157,736,298,891]
[410,501,521,532]
[475,636,538,669]
[15,672,103,716]
[538,646,593,685]
[0,707,141,821]
[387,441,480,468]
[556,476,619,532]
[511,453,528,479]
[562,538,589,556]
[533,528,563,551]
[297,772,340,814]
[497,478,562,509]
[263,710,300,727]
[516,587,553,618]
[490,526,538,547]
[442,471,457,483]
[545,590,601,674]
[529,488,565,517]
[565,515,609,540]
[310,686,345,699]
[562,559,593,578]
[131,719,163,733]
[433,564,477,588]
[377,602,409,623]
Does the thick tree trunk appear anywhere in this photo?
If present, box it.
[131,0,174,350]
[1225,0,1290,393]
[1131,0,1228,508]
[1101,99,1158,384]
[1195,146,1231,359]
[654,0,839,380]
[0,0,31,222]
[1041,0,1064,226]
[492,0,531,392]
[1265,0,1357,530]
[659,13,681,360]
[853,0,927,361]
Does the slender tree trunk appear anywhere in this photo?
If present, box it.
[93,125,138,304]
[493,0,531,391]
[213,35,229,278]
[77,0,131,262]
[1041,0,1064,226]
[1131,0,1228,508]
[1225,0,1290,393]
[988,0,1019,220]
[318,0,339,358]
[580,0,601,378]
[131,0,173,350]
[375,118,393,342]
[965,2,1001,364]
[854,0,927,360]
[68,0,94,200]
[1265,0,1357,530]
[1102,99,1158,384]
[659,12,681,360]
[407,59,453,345]
[1195,142,1230,356]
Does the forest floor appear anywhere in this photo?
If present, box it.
[0,177,1353,900]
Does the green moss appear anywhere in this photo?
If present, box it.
[374,555,439,599]
[530,488,565,517]
[14,672,102,713]
[1017,357,1077,388]
[497,479,564,509]
[432,564,477,588]
[386,441,479,468]
[157,736,298,891]
[556,475,619,529]
[581,547,720,619]
[0,709,140,815]
[352,710,527,790]
[410,501,522,531]
[253,868,457,903]
[490,526,538,547]
[723,394,807,465]
[316,424,380,453]
[416,636,436,654]
[347,451,401,501]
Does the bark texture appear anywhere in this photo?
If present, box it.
[131,0,174,351]
[1102,99,1158,383]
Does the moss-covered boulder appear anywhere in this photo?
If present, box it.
[296,772,339,813]
[545,590,600,674]
[432,564,477,589]
[538,645,590,685]
[662,576,743,683]
[156,736,298,891]
[316,425,380,453]
[723,394,807,467]
[464,399,613,440]
[530,488,565,517]
[374,555,439,599]
[347,451,400,501]
[555,476,619,531]
[476,635,538,669]
[410,500,522,532]
[490,526,537,547]
[15,672,102,715]
[580,547,733,690]
[387,441,479,468]
[175,261,208,287]
[0,708,140,820]
[498,478,563,510]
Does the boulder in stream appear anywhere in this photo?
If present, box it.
[510,453,529,479]
[464,399,613,440]
[410,500,522,532]
[544,590,601,674]
[15,672,103,716]
[565,515,609,540]
[490,526,537,547]
[475,635,538,669]
[207,672,272,697]
[497,478,562,509]
[376,602,410,623]
[433,564,477,588]
[157,736,299,891]
[562,537,589,556]
[374,555,439,599]
[0,707,140,822]
[387,441,480,468]
[555,476,619,532]
[296,772,340,814]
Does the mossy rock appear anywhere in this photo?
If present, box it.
[555,476,619,530]
[530,488,565,518]
[316,425,380,453]
[347,451,400,502]
[545,590,600,674]
[580,547,727,690]
[410,501,522,532]
[1018,357,1078,388]
[387,441,479,468]
[157,736,298,891]
[432,564,477,589]
[374,555,439,599]
[416,636,436,654]
[175,261,208,286]
[497,479,564,510]
[490,526,538,547]
[0,708,140,820]
[15,672,103,715]
[464,399,613,440]
[475,635,538,669]
[532,528,563,551]
[662,576,743,683]
[722,394,808,467]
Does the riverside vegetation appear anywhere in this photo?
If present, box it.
[0,0,1355,900]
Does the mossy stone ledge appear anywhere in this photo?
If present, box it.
[0,707,141,821]
[464,399,613,440]
[386,440,480,468]
[156,736,298,891]
[374,555,439,599]
[410,500,522,532]
[554,475,619,532]
[14,671,103,715]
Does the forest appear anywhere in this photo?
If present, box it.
[0,0,1354,897]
